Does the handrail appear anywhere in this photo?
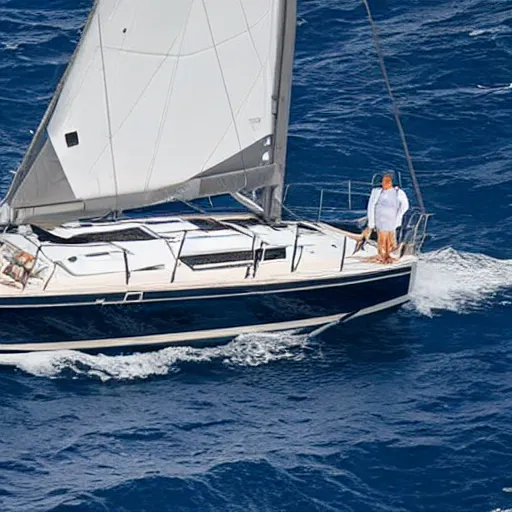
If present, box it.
[253,241,266,278]
[291,224,300,272]
[283,181,372,224]
[42,262,57,291]
[246,234,258,279]
[122,248,130,286]
[398,209,432,254]
[164,238,177,263]
[285,180,373,188]
[339,236,347,272]
[170,231,187,283]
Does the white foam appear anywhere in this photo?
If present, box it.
[0,331,309,381]
[2,42,19,50]
[476,83,512,91]
[469,26,508,37]
[409,248,512,316]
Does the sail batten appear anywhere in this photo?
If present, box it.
[3,0,297,225]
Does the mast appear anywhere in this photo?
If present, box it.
[263,0,297,221]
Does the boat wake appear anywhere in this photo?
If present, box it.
[0,331,310,381]
[410,247,512,316]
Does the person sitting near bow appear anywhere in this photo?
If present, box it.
[366,173,409,263]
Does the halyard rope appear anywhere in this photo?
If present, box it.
[361,0,426,213]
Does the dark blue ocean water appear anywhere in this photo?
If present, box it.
[0,0,512,511]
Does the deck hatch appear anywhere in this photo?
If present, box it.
[189,219,226,231]
[181,247,287,269]
[32,226,157,244]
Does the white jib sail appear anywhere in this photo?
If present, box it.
[3,0,297,224]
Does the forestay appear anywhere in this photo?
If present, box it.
[2,0,297,224]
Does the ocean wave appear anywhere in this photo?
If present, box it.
[43,459,347,512]
[410,247,512,316]
[469,26,509,37]
[476,83,512,92]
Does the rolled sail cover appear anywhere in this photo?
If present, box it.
[4,0,295,224]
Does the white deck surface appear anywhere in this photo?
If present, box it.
[0,214,416,298]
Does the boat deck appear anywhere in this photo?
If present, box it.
[0,213,416,299]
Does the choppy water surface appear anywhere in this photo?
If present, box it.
[0,0,512,511]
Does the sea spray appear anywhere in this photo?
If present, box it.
[0,331,309,381]
[410,248,512,316]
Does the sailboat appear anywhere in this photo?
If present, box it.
[0,0,428,353]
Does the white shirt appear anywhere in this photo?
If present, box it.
[367,186,409,230]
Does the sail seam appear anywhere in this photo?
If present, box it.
[101,31,183,141]
[101,11,271,60]
[201,0,248,189]
[97,10,119,211]
[53,50,100,133]
[99,4,272,158]
[237,0,265,67]
[143,0,196,194]
[199,64,268,173]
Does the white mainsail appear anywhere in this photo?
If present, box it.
[3,0,297,224]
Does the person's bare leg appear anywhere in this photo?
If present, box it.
[391,231,398,251]
[391,231,403,260]
[376,231,386,262]
[361,230,393,264]
[379,232,388,263]
[384,232,398,263]
[363,232,383,263]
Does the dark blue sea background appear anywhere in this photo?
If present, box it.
[1,0,512,511]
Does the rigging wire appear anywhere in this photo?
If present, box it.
[360,0,426,213]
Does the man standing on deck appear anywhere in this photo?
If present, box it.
[366,173,409,263]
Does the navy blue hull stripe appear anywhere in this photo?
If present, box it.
[0,266,412,308]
